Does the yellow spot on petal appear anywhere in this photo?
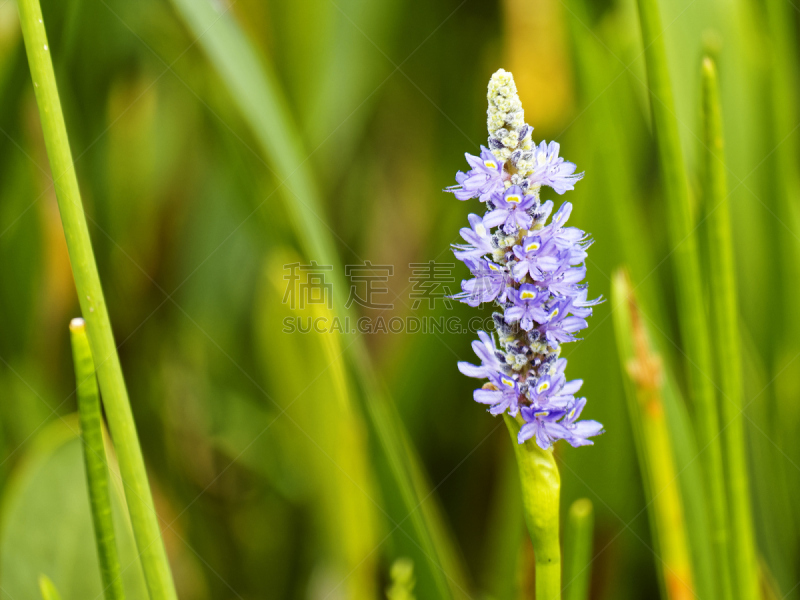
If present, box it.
[537,381,550,393]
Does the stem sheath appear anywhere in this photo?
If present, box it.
[505,415,561,600]
[70,318,125,600]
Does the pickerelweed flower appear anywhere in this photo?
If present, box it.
[450,69,604,449]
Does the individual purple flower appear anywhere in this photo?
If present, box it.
[483,186,537,234]
[458,330,506,379]
[517,406,570,448]
[517,398,602,448]
[539,202,592,263]
[447,146,505,201]
[559,398,604,447]
[474,372,522,416]
[536,296,590,345]
[527,141,584,194]
[453,214,493,261]
[511,235,561,281]
[532,255,587,297]
[527,366,583,411]
[452,259,508,306]
[506,284,546,331]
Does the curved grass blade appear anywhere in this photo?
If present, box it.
[701,56,760,600]
[70,318,125,600]
[168,0,471,596]
[16,3,176,598]
[564,499,593,600]
[612,269,696,600]
[263,250,379,599]
[634,0,734,597]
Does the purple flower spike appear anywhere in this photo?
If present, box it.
[448,68,603,449]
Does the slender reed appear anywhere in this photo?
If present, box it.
[564,499,593,600]
[504,415,561,600]
[16,3,176,599]
[612,269,695,600]
[701,57,760,600]
[634,0,733,596]
[70,318,125,600]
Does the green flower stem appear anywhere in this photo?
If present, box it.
[635,0,733,597]
[16,3,176,599]
[564,499,593,600]
[504,415,561,600]
[701,57,760,600]
[70,318,125,600]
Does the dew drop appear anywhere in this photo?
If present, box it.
[43,44,48,51]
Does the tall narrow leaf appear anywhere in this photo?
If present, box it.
[701,56,759,600]
[612,269,695,600]
[16,3,176,598]
[634,0,733,596]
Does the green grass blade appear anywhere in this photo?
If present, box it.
[504,415,561,600]
[69,318,125,600]
[612,269,696,600]
[701,56,760,600]
[168,0,470,596]
[16,3,176,599]
[634,0,734,597]
[564,499,593,600]
[38,575,63,600]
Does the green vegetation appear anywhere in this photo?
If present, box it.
[0,0,797,597]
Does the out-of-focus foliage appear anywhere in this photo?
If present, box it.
[0,0,798,596]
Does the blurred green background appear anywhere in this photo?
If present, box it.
[0,0,798,597]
